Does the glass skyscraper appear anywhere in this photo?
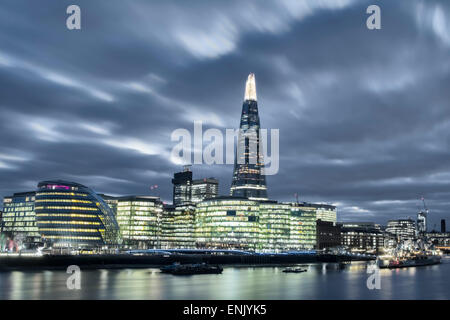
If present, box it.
[230,73,268,201]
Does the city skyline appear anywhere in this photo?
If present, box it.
[1,0,450,228]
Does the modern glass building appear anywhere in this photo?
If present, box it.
[172,167,219,205]
[116,196,163,249]
[288,203,317,250]
[1,192,41,246]
[192,178,219,203]
[386,219,416,242]
[35,180,120,248]
[172,204,196,248]
[195,197,260,250]
[417,210,427,234]
[172,166,193,206]
[230,73,268,201]
[314,204,337,223]
[258,201,290,252]
[160,204,176,249]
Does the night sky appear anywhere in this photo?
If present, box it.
[1,0,449,228]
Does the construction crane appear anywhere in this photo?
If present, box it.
[421,196,429,214]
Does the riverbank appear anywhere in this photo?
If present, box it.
[0,253,375,271]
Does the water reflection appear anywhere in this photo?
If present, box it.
[0,259,449,300]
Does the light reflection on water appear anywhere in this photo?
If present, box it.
[0,258,449,300]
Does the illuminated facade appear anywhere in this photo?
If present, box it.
[340,222,384,252]
[417,210,427,234]
[160,204,176,248]
[258,202,290,251]
[195,197,260,250]
[230,73,268,201]
[288,203,317,250]
[116,196,163,249]
[172,167,193,206]
[314,204,337,223]
[172,167,219,205]
[386,219,416,242]
[195,198,319,251]
[1,192,41,245]
[172,204,196,248]
[35,180,120,247]
[192,178,219,203]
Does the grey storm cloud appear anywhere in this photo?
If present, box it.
[0,0,450,227]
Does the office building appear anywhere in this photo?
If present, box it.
[314,204,337,223]
[172,167,219,205]
[35,180,120,248]
[258,201,290,252]
[441,219,446,233]
[316,219,341,250]
[230,73,268,201]
[172,204,196,248]
[386,219,416,242]
[287,202,317,250]
[195,197,260,250]
[172,166,193,206]
[340,222,384,253]
[191,178,218,203]
[417,210,427,234]
[116,196,163,249]
[1,192,40,247]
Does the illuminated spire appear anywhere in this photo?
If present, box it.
[244,73,257,101]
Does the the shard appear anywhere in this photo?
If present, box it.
[230,73,268,200]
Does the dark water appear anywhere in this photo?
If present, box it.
[0,257,449,299]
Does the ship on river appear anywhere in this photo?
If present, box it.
[378,254,441,269]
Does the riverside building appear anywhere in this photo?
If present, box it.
[35,180,120,248]
[195,197,260,250]
[116,196,163,249]
[339,222,384,253]
[1,192,41,247]
[386,219,416,242]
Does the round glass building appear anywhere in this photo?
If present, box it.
[35,180,120,248]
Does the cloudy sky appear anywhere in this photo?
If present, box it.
[0,0,449,227]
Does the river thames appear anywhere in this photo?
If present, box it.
[0,256,449,300]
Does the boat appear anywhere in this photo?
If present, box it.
[379,255,441,269]
[282,267,307,273]
[160,263,223,275]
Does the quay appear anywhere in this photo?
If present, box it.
[0,250,375,271]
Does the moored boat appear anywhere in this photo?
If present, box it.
[160,263,223,275]
[282,267,307,273]
[379,255,441,269]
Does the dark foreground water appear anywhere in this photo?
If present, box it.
[0,256,449,299]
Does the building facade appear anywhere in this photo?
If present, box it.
[1,192,40,247]
[172,167,193,206]
[35,181,120,248]
[316,220,341,250]
[116,196,163,249]
[172,167,219,205]
[314,204,337,223]
[417,210,427,234]
[288,203,317,250]
[192,178,219,203]
[230,73,268,201]
[258,202,290,252]
[386,219,416,242]
[195,197,260,250]
[340,222,384,253]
